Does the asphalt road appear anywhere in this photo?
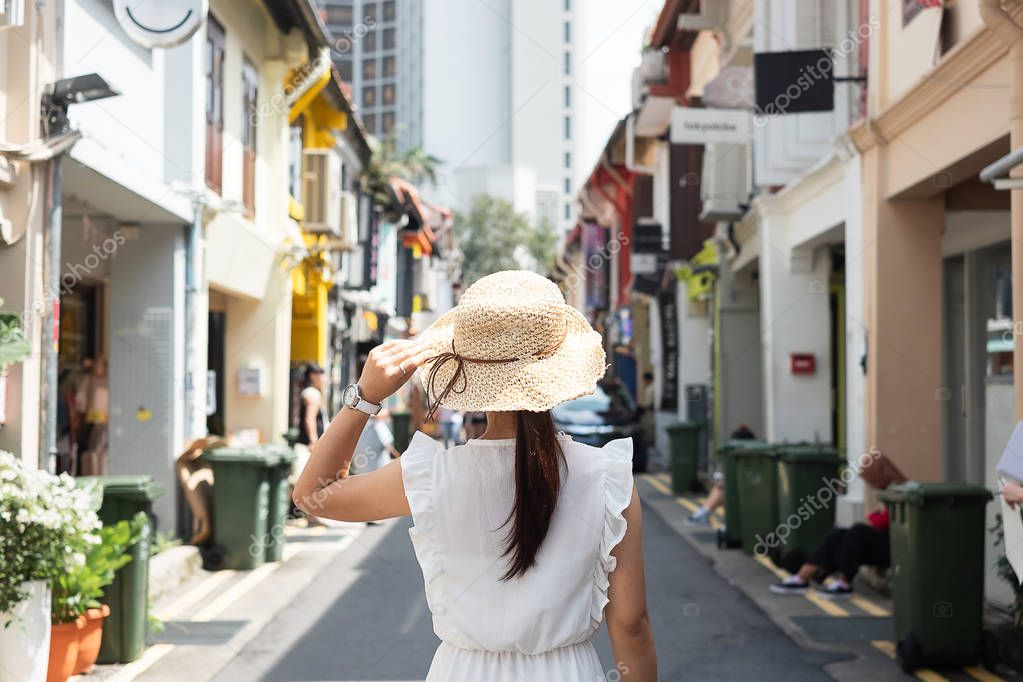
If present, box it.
[209,495,840,681]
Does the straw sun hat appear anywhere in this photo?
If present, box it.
[419,270,606,414]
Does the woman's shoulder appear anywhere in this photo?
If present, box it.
[560,435,634,464]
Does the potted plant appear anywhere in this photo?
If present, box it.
[0,452,100,682]
[55,513,146,675]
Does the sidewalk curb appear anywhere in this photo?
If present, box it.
[636,476,901,681]
[149,545,202,605]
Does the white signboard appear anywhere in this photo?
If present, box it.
[113,0,207,49]
[237,366,264,397]
[670,107,752,145]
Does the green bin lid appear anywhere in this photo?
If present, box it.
[204,445,283,466]
[877,481,993,505]
[718,439,771,453]
[77,475,165,501]
[667,421,703,432]
[729,442,778,459]
[264,444,297,464]
[775,445,842,463]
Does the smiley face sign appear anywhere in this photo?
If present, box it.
[113,0,208,49]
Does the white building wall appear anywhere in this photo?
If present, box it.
[839,150,865,524]
[107,226,186,531]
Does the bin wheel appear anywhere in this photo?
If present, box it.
[980,630,999,671]
[202,543,227,571]
[896,634,922,674]
[716,528,725,549]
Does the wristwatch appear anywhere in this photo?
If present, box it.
[342,383,382,416]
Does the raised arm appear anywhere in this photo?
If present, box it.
[605,485,657,681]
[292,339,434,522]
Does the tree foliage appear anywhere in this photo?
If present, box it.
[359,132,443,213]
[455,195,558,286]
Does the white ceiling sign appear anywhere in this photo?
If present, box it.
[113,0,208,49]
[670,107,752,146]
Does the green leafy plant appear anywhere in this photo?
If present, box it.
[0,301,32,371]
[152,530,181,556]
[358,133,443,213]
[992,513,1023,627]
[51,512,147,623]
[0,452,101,626]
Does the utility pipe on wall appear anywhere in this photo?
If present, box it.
[980,0,1023,421]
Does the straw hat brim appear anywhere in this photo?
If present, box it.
[418,303,606,413]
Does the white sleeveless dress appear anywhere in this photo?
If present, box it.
[400,431,634,681]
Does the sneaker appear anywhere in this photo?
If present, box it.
[685,507,710,526]
[818,580,853,598]
[769,577,809,595]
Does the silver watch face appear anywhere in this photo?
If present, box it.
[342,384,359,407]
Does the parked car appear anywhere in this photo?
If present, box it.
[552,381,647,472]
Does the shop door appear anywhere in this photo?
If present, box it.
[207,312,226,436]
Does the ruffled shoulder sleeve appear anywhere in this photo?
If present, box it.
[400,431,440,510]
[591,437,634,628]
[399,431,447,615]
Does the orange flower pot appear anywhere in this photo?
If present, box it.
[47,616,84,682]
[73,605,111,675]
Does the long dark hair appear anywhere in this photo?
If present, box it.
[499,410,565,581]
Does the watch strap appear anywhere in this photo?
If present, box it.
[354,396,382,415]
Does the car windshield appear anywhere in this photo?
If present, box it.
[555,383,635,416]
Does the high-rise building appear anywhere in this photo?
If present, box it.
[319,0,580,231]
[317,0,424,149]
[422,0,581,230]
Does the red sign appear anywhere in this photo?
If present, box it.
[790,353,816,375]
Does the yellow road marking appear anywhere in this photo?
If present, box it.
[872,640,896,657]
[871,641,951,682]
[804,590,850,617]
[753,553,789,580]
[914,670,951,682]
[675,496,700,513]
[964,666,1005,682]
[655,471,670,484]
[849,595,891,617]
[645,474,672,495]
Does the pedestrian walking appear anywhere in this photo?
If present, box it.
[437,405,463,447]
[294,271,657,681]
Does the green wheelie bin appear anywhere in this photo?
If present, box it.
[77,475,163,664]
[391,410,413,453]
[205,446,279,570]
[733,445,779,556]
[667,421,703,494]
[877,482,995,673]
[774,445,844,559]
[264,445,297,562]
[716,440,769,549]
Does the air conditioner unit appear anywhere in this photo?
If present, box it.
[677,0,727,31]
[699,142,750,222]
[301,149,342,234]
[338,190,358,248]
[0,0,25,29]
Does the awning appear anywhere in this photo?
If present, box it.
[634,95,675,137]
[287,47,348,149]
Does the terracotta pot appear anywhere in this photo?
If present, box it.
[73,605,111,675]
[46,617,84,682]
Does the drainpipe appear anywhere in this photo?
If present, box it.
[184,202,203,440]
[979,0,1023,421]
